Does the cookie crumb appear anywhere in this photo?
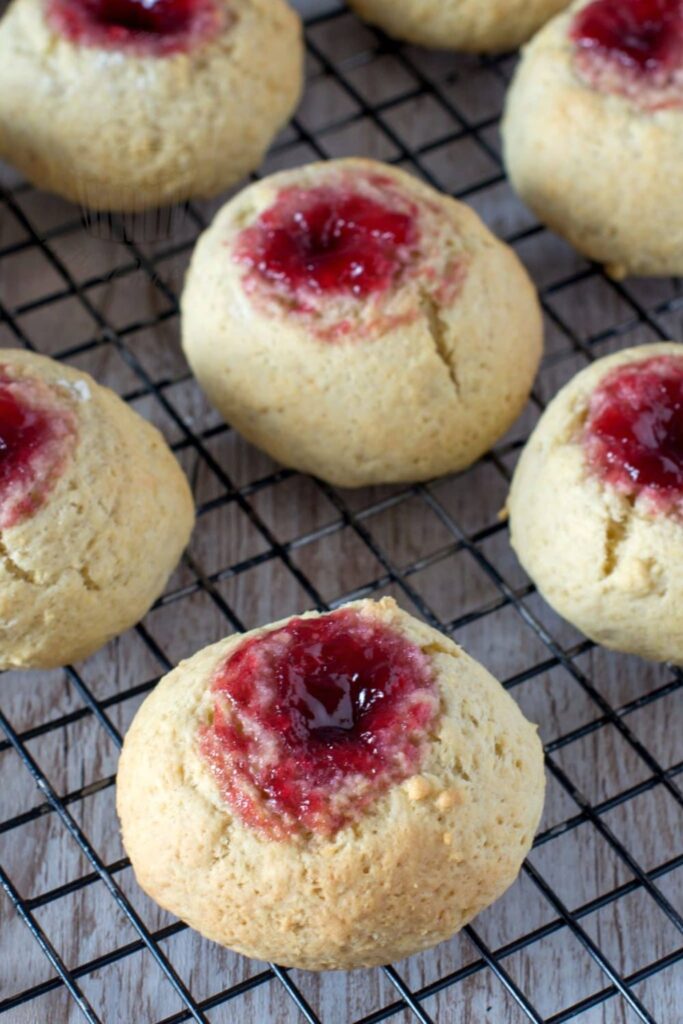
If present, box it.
[404,775,433,801]
[435,788,462,811]
[621,556,663,597]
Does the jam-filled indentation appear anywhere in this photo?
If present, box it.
[199,609,438,839]
[0,371,77,529]
[571,0,683,107]
[235,185,419,304]
[584,354,683,513]
[47,0,223,56]
[574,0,682,70]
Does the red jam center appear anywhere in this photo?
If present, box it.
[47,0,221,55]
[572,0,683,73]
[584,355,683,511]
[200,609,438,839]
[235,186,418,302]
[0,372,77,530]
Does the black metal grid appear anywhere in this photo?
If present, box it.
[1,3,682,1021]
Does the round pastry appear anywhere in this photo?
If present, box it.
[346,0,571,53]
[508,343,683,665]
[502,0,683,279]
[181,158,543,488]
[0,349,194,669]
[0,0,302,211]
[117,597,545,970]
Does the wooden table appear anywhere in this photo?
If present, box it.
[0,4,681,1022]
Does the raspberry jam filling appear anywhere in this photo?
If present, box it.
[0,371,77,530]
[235,184,419,305]
[571,0,683,105]
[573,0,682,70]
[47,0,222,56]
[200,609,438,839]
[584,355,683,513]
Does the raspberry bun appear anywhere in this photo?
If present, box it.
[117,597,545,970]
[347,0,572,53]
[509,343,683,664]
[0,0,302,211]
[0,349,193,669]
[503,0,683,278]
[181,158,542,487]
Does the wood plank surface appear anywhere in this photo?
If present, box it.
[0,3,682,1022]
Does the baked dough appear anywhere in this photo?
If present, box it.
[502,0,683,278]
[508,343,683,665]
[0,349,194,669]
[347,0,571,53]
[117,597,545,970]
[181,158,542,488]
[0,0,302,211]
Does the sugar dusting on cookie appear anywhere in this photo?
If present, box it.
[58,378,92,402]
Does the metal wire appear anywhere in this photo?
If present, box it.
[1,4,682,1022]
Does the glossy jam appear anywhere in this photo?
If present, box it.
[572,0,683,72]
[584,355,683,512]
[235,186,418,304]
[47,0,221,56]
[200,609,438,839]
[0,372,77,529]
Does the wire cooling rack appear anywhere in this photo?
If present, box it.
[1,4,683,1023]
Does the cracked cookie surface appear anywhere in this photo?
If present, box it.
[508,342,683,665]
[181,158,542,487]
[0,349,194,669]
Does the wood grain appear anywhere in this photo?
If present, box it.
[1,4,682,1021]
